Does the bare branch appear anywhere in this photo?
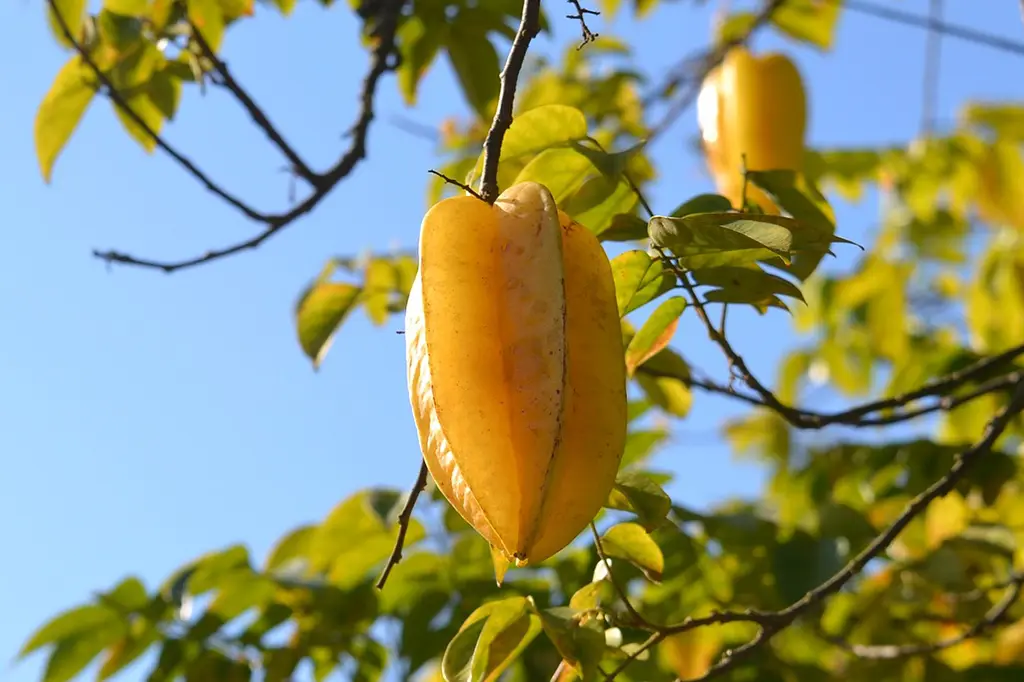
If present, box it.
[919,0,944,136]
[188,20,319,186]
[845,0,1024,57]
[566,1,600,49]
[479,0,543,204]
[821,572,1024,660]
[428,169,483,201]
[376,460,430,590]
[91,0,407,272]
[45,0,270,224]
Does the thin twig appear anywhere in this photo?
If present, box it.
[93,0,407,272]
[376,460,430,590]
[566,1,600,49]
[822,572,1024,660]
[428,169,483,201]
[590,523,653,629]
[45,0,270,223]
[479,0,543,204]
[844,0,1024,57]
[920,0,944,136]
[188,20,319,186]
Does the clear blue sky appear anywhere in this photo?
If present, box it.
[1,1,1020,680]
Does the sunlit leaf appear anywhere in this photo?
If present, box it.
[601,522,664,582]
[441,596,541,682]
[606,471,672,531]
[610,250,676,317]
[34,57,96,183]
[295,281,361,369]
[624,296,686,375]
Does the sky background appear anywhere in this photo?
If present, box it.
[1,1,1022,680]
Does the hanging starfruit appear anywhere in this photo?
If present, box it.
[406,181,627,567]
[697,46,808,212]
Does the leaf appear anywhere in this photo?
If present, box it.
[188,0,226,52]
[265,524,317,572]
[42,627,126,682]
[669,193,733,217]
[148,68,183,121]
[569,580,616,611]
[692,265,804,314]
[397,3,448,104]
[538,608,606,679]
[600,523,664,582]
[649,214,795,269]
[512,147,597,206]
[635,373,693,417]
[295,281,361,369]
[362,258,398,325]
[771,0,841,50]
[35,57,96,183]
[610,251,676,317]
[105,0,149,13]
[113,86,165,153]
[925,491,969,549]
[659,628,721,681]
[446,12,500,119]
[624,297,686,376]
[311,491,426,589]
[441,597,541,682]
[606,471,672,531]
[621,429,668,468]
[46,0,87,49]
[470,104,588,189]
[772,531,843,604]
[20,605,118,657]
[746,170,850,279]
[598,213,648,242]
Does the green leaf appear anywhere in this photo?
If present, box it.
[397,3,448,104]
[601,522,664,582]
[311,491,426,589]
[564,175,638,236]
[669,193,733,217]
[34,57,96,183]
[113,87,166,153]
[746,170,849,279]
[568,580,616,611]
[606,471,672,531]
[537,607,606,679]
[624,296,686,376]
[20,605,118,657]
[470,104,588,190]
[42,626,125,682]
[610,250,676,317]
[46,0,87,49]
[649,214,794,269]
[621,429,668,468]
[271,0,297,14]
[446,12,500,119]
[598,213,648,242]
[188,0,226,52]
[295,281,362,369]
[362,258,398,326]
[441,596,541,682]
[692,265,805,314]
[771,0,841,50]
[772,531,843,604]
[148,68,183,121]
[97,10,143,50]
[264,524,317,572]
[635,347,690,380]
[512,147,597,206]
[104,0,149,14]
[635,373,693,418]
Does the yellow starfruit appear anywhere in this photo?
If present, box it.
[406,181,627,566]
[697,46,808,212]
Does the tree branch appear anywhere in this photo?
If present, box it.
[566,1,600,49]
[478,0,543,204]
[844,0,1024,57]
[820,572,1024,660]
[45,0,271,224]
[89,0,406,272]
[376,460,430,590]
[188,20,319,186]
[604,378,1024,681]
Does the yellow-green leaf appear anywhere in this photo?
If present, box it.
[35,57,96,183]
[624,296,686,376]
[295,281,362,369]
[46,0,88,49]
[601,522,664,582]
[610,250,676,318]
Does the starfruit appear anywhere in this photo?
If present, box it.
[697,46,808,212]
[405,181,627,566]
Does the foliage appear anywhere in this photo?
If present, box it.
[20,0,1024,681]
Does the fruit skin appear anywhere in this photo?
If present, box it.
[406,182,627,566]
[697,46,807,212]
